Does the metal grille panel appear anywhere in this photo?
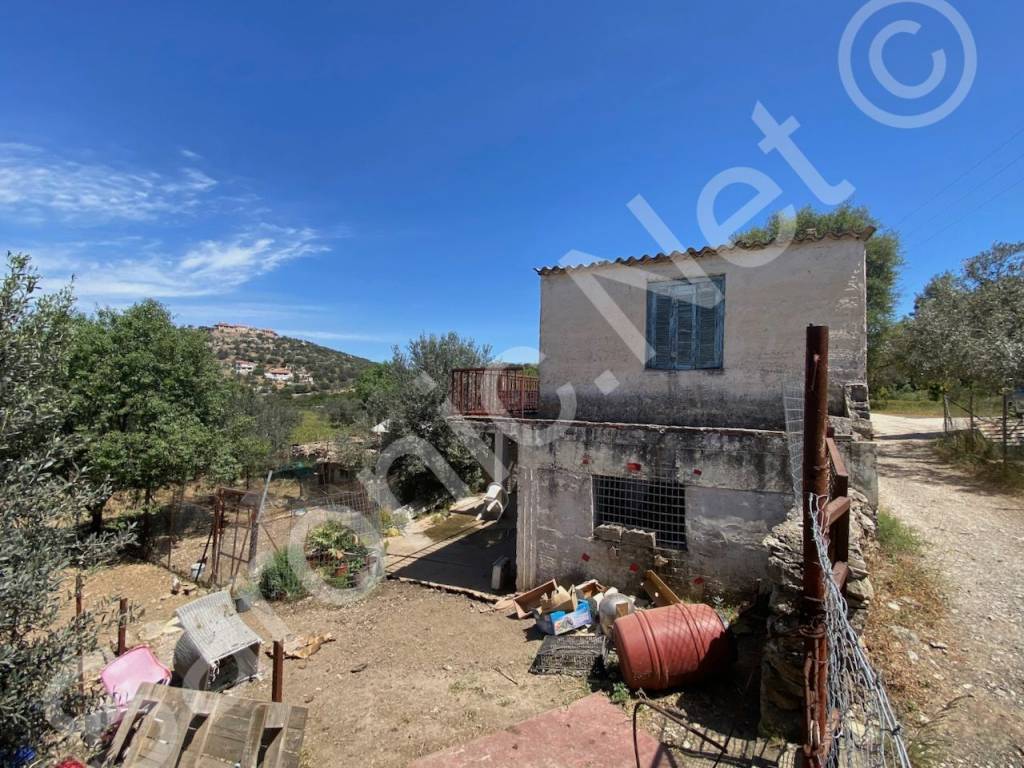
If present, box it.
[529,635,607,677]
[592,474,686,550]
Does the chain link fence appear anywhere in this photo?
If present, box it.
[783,381,911,768]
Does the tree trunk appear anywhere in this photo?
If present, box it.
[90,502,104,533]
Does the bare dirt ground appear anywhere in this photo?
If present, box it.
[873,414,1024,767]
[217,582,586,767]
[64,566,585,768]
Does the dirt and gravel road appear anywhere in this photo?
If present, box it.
[873,414,1024,767]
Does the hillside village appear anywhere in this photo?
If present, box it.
[203,322,372,394]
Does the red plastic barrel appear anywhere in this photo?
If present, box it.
[612,603,733,690]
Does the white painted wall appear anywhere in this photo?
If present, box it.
[537,237,867,428]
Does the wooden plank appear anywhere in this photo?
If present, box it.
[261,702,295,730]
[176,690,221,768]
[279,707,309,768]
[388,574,500,603]
[144,694,192,768]
[831,561,850,591]
[826,437,849,498]
[641,570,681,607]
[122,698,169,766]
[823,496,851,527]
[111,682,308,768]
[825,437,848,478]
[239,704,269,768]
[104,692,151,764]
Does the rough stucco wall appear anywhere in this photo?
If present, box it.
[506,418,792,596]
[537,238,868,429]
[840,439,878,509]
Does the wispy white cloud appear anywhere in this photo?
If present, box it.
[38,225,326,299]
[4,142,350,304]
[0,143,217,222]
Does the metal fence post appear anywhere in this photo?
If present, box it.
[272,640,284,703]
[75,573,84,699]
[802,324,830,766]
[117,597,128,655]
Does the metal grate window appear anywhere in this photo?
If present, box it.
[592,475,686,550]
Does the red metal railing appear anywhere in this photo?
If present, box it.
[449,367,539,417]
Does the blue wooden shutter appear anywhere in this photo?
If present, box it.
[646,287,673,369]
[673,283,696,369]
[694,278,724,368]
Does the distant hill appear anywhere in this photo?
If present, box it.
[201,323,373,393]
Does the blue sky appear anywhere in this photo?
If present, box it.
[1,2,1020,361]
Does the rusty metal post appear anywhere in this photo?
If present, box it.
[117,597,128,656]
[167,499,174,572]
[802,325,830,766]
[210,492,223,586]
[272,640,284,703]
[75,573,84,698]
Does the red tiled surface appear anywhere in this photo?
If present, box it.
[409,692,675,768]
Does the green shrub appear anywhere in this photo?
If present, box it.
[609,681,630,706]
[876,510,923,558]
[305,520,369,590]
[306,520,364,558]
[259,548,307,601]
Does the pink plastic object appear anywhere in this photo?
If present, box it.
[100,645,171,714]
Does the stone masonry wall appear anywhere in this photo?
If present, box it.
[759,489,877,739]
[506,417,792,597]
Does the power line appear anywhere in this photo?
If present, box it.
[894,122,1024,228]
[909,171,1024,248]
[903,146,1024,239]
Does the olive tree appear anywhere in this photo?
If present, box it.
[904,241,1024,392]
[0,253,131,760]
[375,332,492,503]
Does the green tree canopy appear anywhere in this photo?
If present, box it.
[903,241,1024,392]
[375,332,492,503]
[0,253,131,758]
[355,363,396,426]
[67,300,236,526]
[734,203,904,391]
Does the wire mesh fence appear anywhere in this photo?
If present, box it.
[783,381,911,768]
[808,493,911,768]
[592,473,688,550]
[132,481,387,591]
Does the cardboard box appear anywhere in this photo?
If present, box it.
[573,579,606,601]
[512,579,558,620]
[534,601,593,635]
[538,585,575,615]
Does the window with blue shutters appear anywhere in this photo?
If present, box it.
[645,276,724,370]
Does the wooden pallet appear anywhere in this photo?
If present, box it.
[104,683,307,768]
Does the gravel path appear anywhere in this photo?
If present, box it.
[873,414,1024,767]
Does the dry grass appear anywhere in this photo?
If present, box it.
[863,511,946,709]
[933,433,1024,495]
